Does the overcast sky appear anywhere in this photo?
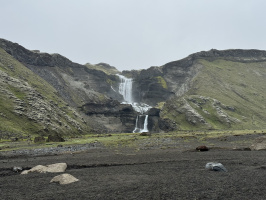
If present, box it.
[1,0,266,71]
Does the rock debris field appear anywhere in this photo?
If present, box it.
[1,134,266,200]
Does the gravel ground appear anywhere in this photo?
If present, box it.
[0,134,265,200]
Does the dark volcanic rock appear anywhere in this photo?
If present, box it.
[46,134,65,142]
[34,136,46,143]
[147,108,160,116]
[158,118,177,132]
[81,99,137,133]
[196,146,209,151]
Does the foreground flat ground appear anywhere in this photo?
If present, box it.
[1,145,266,200]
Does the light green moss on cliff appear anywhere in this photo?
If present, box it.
[106,78,114,85]
[155,101,165,109]
[155,76,168,89]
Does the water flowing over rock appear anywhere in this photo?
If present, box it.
[117,74,133,103]
[133,115,149,133]
[117,74,152,133]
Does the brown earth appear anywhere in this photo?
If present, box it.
[1,134,266,200]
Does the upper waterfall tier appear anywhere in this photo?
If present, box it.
[117,74,133,104]
[117,74,152,114]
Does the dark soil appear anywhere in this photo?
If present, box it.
[1,134,266,200]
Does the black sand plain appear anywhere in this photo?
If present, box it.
[1,134,266,200]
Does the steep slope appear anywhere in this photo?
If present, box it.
[2,37,266,134]
[0,38,137,134]
[125,49,266,131]
[160,58,266,130]
[0,47,87,139]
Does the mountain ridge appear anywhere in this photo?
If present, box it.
[1,38,266,138]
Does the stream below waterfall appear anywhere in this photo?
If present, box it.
[117,74,151,133]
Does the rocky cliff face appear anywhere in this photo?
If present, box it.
[0,39,137,134]
[2,38,266,135]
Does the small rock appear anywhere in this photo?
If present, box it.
[140,132,151,136]
[205,162,227,172]
[196,145,209,151]
[50,173,79,185]
[250,136,266,150]
[13,166,23,172]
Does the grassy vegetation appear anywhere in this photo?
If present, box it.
[0,47,87,136]
[85,63,120,75]
[155,76,168,89]
[161,59,266,130]
[0,129,264,152]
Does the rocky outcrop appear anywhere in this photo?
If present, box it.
[2,37,266,133]
[81,99,137,133]
[0,38,122,106]
[250,136,266,150]
[125,48,266,107]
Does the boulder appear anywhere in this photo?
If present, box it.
[46,134,65,142]
[34,136,46,143]
[158,118,177,132]
[139,132,151,136]
[50,173,79,185]
[196,145,209,151]
[205,162,227,172]
[250,136,266,150]
[21,163,67,174]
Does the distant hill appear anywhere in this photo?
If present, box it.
[1,38,266,139]
[132,49,266,130]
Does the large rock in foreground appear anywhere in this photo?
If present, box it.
[250,136,266,150]
[21,163,67,174]
[50,173,79,185]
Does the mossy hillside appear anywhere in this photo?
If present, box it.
[194,59,266,129]
[0,48,88,136]
[85,63,120,75]
[161,59,266,130]
[155,76,168,89]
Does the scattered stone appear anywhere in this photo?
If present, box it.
[13,166,23,172]
[50,173,79,185]
[233,147,251,151]
[196,145,209,151]
[205,162,227,172]
[250,136,266,150]
[21,163,67,174]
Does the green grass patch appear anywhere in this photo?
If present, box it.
[155,76,168,89]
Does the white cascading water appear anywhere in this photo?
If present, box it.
[117,74,133,103]
[133,115,149,133]
[117,75,151,133]
[142,115,149,132]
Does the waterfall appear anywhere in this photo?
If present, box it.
[141,115,149,133]
[117,74,150,133]
[117,74,133,104]
[133,115,149,133]
[133,115,139,133]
